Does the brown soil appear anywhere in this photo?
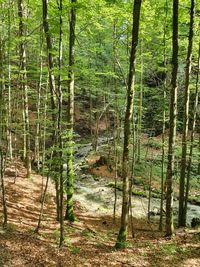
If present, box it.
[0,160,200,267]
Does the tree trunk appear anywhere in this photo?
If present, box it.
[115,0,142,249]
[42,0,60,221]
[34,81,48,233]
[184,40,199,224]
[57,0,64,247]
[178,0,195,227]
[113,21,119,223]
[159,0,168,231]
[165,0,179,237]
[35,29,43,171]
[18,0,31,178]
[65,0,76,222]
[7,0,13,160]
[137,39,143,163]
[0,13,8,227]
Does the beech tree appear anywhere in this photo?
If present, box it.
[115,0,142,249]
[65,0,77,222]
[0,3,8,226]
[165,0,179,236]
[42,0,60,222]
[18,0,31,178]
[179,0,195,227]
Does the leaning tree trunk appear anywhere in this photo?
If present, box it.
[65,0,76,222]
[178,0,195,227]
[115,0,142,249]
[165,0,179,237]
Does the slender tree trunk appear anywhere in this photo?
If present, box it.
[57,0,64,247]
[137,39,143,163]
[0,14,8,227]
[35,30,43,170]
[165,0,179,237]
[179,0,195,227]
[129,119,136,237]
[42,0,57,116]
[0,151,7,228]
[34,81,48,233]
[7,0,12,159]
[113,21,119,223]
[147,155,153,223]
[115,0,142,249]
[184,40,200,224]
[65,0,76,222]
[18,0,31,178]
[42,0,60,221]
[159,0,168,231]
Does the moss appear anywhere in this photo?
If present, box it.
[115,228,127,249]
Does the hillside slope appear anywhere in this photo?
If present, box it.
[0,160,200,266]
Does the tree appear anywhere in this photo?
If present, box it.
[18,0,31,178]
[42,0,60,222]
[178,0,195,227]
[57,0,64,247]
[65,0,77,222]
[115,0,142,249]
[165,0,179,237]
[159,0,168,231]
[184,39,200,225]
[0,3,7,227]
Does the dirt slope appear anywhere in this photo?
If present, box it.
[0,161,200,267]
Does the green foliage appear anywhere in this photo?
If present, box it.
[145,139,163,150]
[160,243,191,256]
[81,228,96,239]
[65,237,80,254]
[2,223,16,233]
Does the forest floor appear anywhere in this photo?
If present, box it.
[0,160,200,267]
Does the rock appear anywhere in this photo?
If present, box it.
[148,207,160,216]
[191,217,200,228]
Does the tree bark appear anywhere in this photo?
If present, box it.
[178,0,195,227]
[18,0,31,178]
[165,0,179,237]
[35,28,43,171]
[57,0,64,247]
[7,0,13,159]
[184,40,200,224]
[115,0,142,249]
[42,0,60,221]
[65,0,76,222]
[159,0,168,231]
